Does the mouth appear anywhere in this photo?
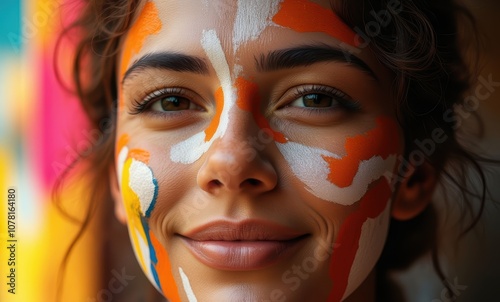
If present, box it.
[178,219,310,271]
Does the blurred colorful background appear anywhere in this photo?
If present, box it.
[0,0,102,301]
[0,1,499,302]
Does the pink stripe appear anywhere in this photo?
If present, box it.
[36,47,89,192]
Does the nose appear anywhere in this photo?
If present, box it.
[197,124,278,196]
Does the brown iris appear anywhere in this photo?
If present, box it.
[159,96,191,111]
[302,94,333,108]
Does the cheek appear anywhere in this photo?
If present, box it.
[117,141,183,301]
[118,155,157,288]
[280,116,401,206]
[276,118,400,300]
[295,117,399,301]
[328,179,393,302]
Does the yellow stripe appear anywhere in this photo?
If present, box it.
[121,157,149,273]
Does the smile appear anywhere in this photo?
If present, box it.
[179,220,310,271]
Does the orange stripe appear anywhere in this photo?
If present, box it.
[119,1,162,107]
[328,179,392,302]
[235,77,287,143]
[322,117,400,188]
[273,0,359,47]
[204,87,224,142]
[116,134,130,157]
[150,231,182,302]
[129,149,151,164]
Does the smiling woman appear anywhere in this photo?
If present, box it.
[57,0,495,301]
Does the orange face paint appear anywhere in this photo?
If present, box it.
[129,148,151,163]
[150,231,182,302]
[204,87,224,142]
[328,178,392,302]
[273,0,359,47]
[235,77,287,143]
[119,1,162,107]
[322,117,400,188]
[116,134,130,158]
[117,139,165,292]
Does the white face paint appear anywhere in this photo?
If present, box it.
[118,1,405,301]
[179,267,198,302]
[232,0,281,53]
[117,142,158,218]
[116,144,157,288]
[343,200,391,300]
[117,146,129,187]
[170,29,236,164]
[168,2,398,209]
[129,159,158,217]
[134,228,155,286]
[169,0,283,165]
[170,132,211,164]
[278,141,397,205]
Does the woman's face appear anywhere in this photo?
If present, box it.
[115,0,403,301]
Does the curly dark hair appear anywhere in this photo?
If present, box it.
[55,0,496,301]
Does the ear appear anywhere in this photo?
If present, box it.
[109,162,127,224]
[391,161,438,221]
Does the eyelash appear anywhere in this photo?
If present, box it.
[128,87,194,115]
[128,85,360,117]
[285,85,361,113]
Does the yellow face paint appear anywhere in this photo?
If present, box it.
[120,156,152,280]
[117,136,181,299]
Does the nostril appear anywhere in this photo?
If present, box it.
[208,179,223,189]
[246,178,261,186]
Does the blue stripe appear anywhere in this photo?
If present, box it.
[141,216,162,292]
[145,176,159,218]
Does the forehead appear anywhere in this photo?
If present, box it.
[121,0,358,70]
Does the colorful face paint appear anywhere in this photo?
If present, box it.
[117,1,402,301]
[116,134,181,301]
[329,179,393,301]
[170,30,236,164]
[232,0,281,53]
[278,117,399,205]
[169,0,362,164]
[232,76,398,207]
[275,119,400,301]
[234,92,399,301]
[273,0,359,47]
[149,231,182,302]
[233,0,361,52]
[235,76,287,143]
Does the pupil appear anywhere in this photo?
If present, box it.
[303,94,331,107]
[161,96,189,111]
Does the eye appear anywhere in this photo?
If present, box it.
[129,87,204,115]
[150,95,196,112]
[284,85,360,112]
[290,93,334,108]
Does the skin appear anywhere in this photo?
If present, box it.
[110,1,430,301]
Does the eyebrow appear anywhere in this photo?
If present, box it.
[255,44,378,80]
[122,52,209,85]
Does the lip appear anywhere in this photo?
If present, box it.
[179,220,309,271]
